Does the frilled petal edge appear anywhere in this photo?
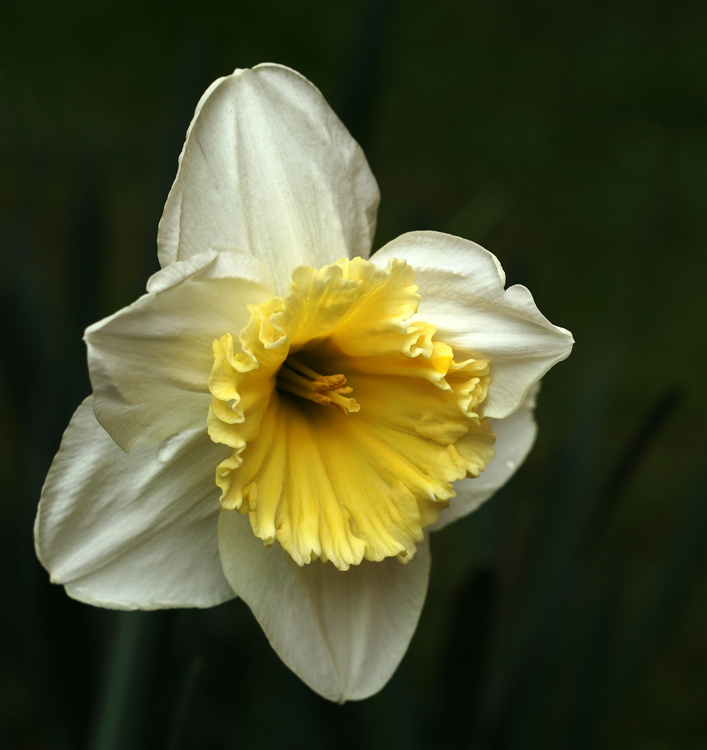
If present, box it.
[432,384,539,531]
[35,398,235,610]
[157,64,380,294]
[370,231,574,419]
[218,510,431,702]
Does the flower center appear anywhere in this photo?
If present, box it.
[276,355,360,415]
[207,256,496,570]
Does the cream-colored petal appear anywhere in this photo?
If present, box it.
[370,231,574,419]
[432,385,539,530]
[218,510,431,702]
[86,249,274,451]
[35,398,234,610]
[157,64,380,293]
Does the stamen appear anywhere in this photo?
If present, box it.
[276,356,360,415]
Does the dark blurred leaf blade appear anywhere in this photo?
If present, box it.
[605,455,707,733]
[478,365,613,746]
[88,612,166,750]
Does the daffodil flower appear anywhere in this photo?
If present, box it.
[35,64,573,702]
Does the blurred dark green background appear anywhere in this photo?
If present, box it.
[2,0,706,748]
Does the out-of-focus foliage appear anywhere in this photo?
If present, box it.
[1,1,706,748]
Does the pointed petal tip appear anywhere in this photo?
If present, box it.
[372,231,574,421]
[157,62,379,286]
[219,511,431,702]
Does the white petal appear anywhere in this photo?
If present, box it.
[157,64,380,293]
[432,385,539,531]
[371,231,574,418]
[218,510,431,702]
[35,398,235,610]
[86,249,274,451]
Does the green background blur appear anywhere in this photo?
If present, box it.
[2,0,707,748]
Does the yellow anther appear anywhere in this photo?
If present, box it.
[276,356,360,415]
